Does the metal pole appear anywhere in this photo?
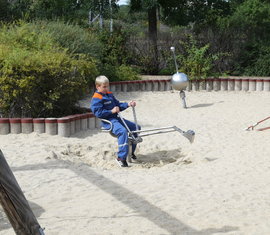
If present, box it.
[139,129,177,137]
[132,106,139,131]
[132,126,175,134]
[180,90,187,109]
[117,113,137,141]
[170,46,179,73]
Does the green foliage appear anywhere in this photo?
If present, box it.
[159,0,231,27]
[176,36,220,79]
[115,65,140,81]
[132,46,160,75]
[0,0,10,21]
[98,28,139,81]
[101,63,140,81]
[229,0,270,40]
[222,0,270,76]
[28,0,79,19]
[4,0,119,23]
[243,45,270,76]
[6,0,84,21]
[28,20,102,58]
[0,22,98,117]
[98,29,129,66]
[130,0,159,12]
[3,0,270,78]
[116,5,147,25]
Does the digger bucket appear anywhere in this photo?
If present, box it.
[182,130,195,143]
[173,126,195,143]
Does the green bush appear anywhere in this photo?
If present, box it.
[243,45,270,76]
[98,29,129,66]
[115,65,140,81]
[0,0,10,21]
[101,64,140,81]
[97,28,140,81]
[223,0,270,76]
[0,22,98,118]
[29,20,102,59]
[176,35,220,80]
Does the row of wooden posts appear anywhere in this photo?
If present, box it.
[0,113,101,137]
[107,77,270,93]
[1,78,270,137]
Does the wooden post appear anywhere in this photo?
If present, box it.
[0,150,44,235]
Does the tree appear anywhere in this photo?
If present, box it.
[130,0,160,73]
[128,0,231,74]
[159,0,231,27]
[226,0,270,75]
[4,0,119,25]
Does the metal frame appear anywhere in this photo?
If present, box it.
[101,107,195,163]
[118,107,194,144]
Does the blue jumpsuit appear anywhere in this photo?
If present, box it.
[90,91,139,160]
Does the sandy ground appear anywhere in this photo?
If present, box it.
[1,90,270,235]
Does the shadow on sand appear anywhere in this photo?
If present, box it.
[189,103,214,109]
[11,159,239,235]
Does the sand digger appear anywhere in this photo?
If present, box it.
[101,106,195,163]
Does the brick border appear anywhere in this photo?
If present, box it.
[1,77,270,136]
[0,113,97,137]
[108,77,270,93]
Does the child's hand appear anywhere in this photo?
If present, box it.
[111,106,120,113]
[128,100,136,107]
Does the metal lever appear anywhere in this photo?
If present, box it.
[132,106,139,131]
[170,46,179,73]
[117,112,137,142]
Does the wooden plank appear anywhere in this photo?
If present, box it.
[0,149,44,235]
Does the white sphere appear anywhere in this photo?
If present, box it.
[171,72,189,91]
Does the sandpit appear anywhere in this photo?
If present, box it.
[1,90,270,235]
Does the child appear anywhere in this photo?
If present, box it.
[90,75,139,167]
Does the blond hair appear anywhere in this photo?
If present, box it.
[95,75,109,85]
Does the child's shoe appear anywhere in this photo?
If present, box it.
[131,154,137,160]
[116,158,128,167]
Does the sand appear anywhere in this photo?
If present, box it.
[1,90,270,235]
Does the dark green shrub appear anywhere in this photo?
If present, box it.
[0,22,98,118]
[0,0,10,21]
[29,20,102,59]
[222,0,270,75]
[243,45,270,76]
